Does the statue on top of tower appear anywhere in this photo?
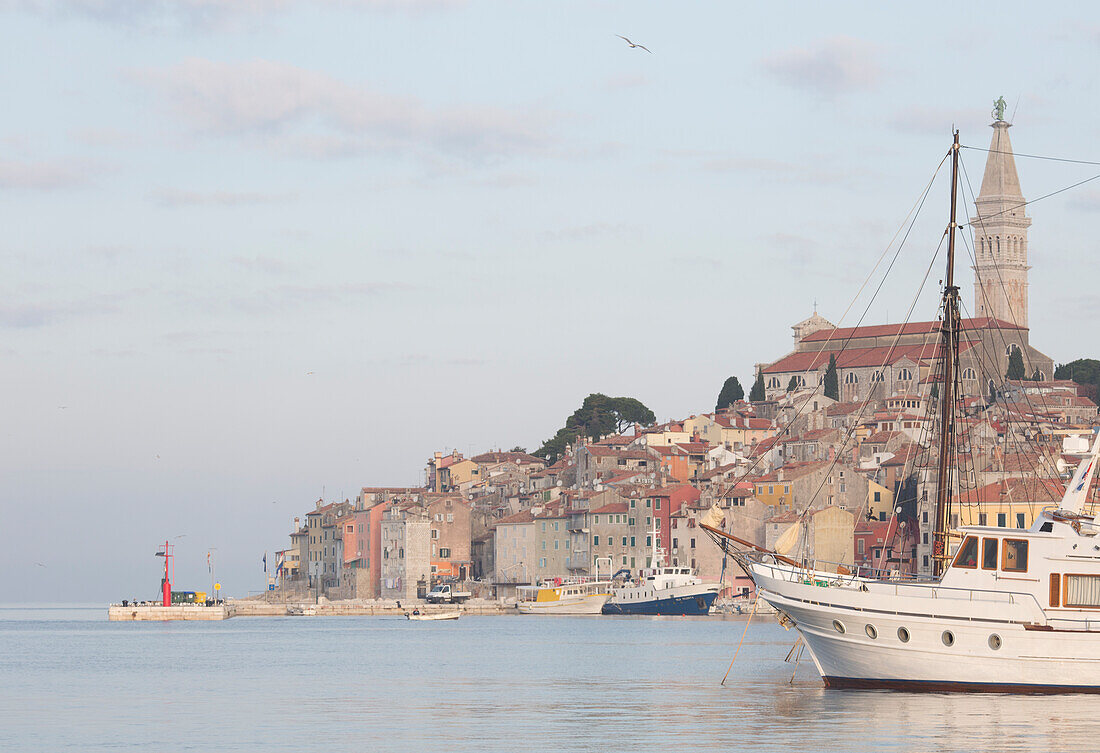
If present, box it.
[992,96,1007,122]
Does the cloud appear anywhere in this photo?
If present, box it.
[888,106,987,136]
[130,58,551,161]
[1066,190,1100,212]
[0,298,120,328]
[8,0,464,28]
[541,222,629,242]
[762,36,880,95]
[0,159,91,190]
[220,281,417,313]
[151,187,299,207]
[232,255,293,274]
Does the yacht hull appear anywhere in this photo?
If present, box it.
[753,562,1100,693]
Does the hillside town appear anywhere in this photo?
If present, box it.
[268,116,1099,606]
[270,371,1098,603]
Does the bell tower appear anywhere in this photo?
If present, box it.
[970,102,1031,328]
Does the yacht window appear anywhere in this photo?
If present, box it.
[952,536,978,569]
[1065,575,1100,607]
[1002,539,1028,573]
[981,538,998,570]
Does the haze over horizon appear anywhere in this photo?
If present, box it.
[4,1,1099,602]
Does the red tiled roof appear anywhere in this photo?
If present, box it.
[493,510,535,527]
[799,317,1025,343]
[764,342,977,374]
[591,502,628,514]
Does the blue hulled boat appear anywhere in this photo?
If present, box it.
[602,529,720,615]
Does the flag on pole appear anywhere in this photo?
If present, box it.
[262,552,267,572]
[207,551,211,573]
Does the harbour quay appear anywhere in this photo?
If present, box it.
[108,598,514,621]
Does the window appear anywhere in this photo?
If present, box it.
[541,541,546,550]
[1016,513,1026,529]
[897,368,912,381]
[1002,539,1028,572]
[962,367,977,381]
[439,547,450,558]
[655,499,662,510]
[982,538,998,570]
[874,491,881,502]
[630,537,636,547]
[997,513,1007,527]
[690,538,696,549]
[646,536,651,547]
[870,371,884,383]
[630,499,636,509]
[845,372,859,384]
[593,515,599,524]
[554,540,559,550]
[767,377,781,389]
[622,537,628,546]
[672,538,678,549]
[593,535,600,546]
[656,519,661,529]
[858,539,865,555]
[431,529,439,539]
[646,516,651,526]
[446,513,454,523]
[628,517,635,526]
[978,513,987,526]
[1065,575,1100,607]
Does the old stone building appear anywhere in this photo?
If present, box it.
[759,116,1053,403]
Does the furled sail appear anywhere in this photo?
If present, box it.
[774,520,803,556]
[1060,431,1100,514]
[702,503,725,529]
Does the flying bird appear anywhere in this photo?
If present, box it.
[57,406,67,410]
[34,562,46,568]
[306,371,315,375]
[616,35,651,53]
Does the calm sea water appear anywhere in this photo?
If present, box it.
[1,605,1097,752]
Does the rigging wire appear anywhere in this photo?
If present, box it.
[960,170,1100,228]
[725,151,950,490]
[958,152,1065,483]
[961,145,1100,167]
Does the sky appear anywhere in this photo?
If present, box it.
[3,1,1099,602]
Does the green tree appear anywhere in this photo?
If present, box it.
[1006,348,1025,380]
[823,354,839,400]
[1055,358,1100,403]
[1029,369,1042,381]
[786,376,800,392]
[509,446,527,453]
[535,394,657,463]
[714,376,745,410]
[748,369,765,402]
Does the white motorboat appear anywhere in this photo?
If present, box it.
[516,579,612,615]
[405,611,460,621]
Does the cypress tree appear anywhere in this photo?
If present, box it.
[823,354,839,400]
[749,369,765,402]
[1006,348,1025,380]
[715,376,745,411]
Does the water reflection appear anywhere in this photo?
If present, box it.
[0,609,1096,752]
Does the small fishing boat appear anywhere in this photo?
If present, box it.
[405,611,460,621]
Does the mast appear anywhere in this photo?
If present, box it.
[932,131,961,577]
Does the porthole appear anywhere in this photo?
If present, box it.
[897,627,910,643]
[942,630,955,647]
[865,624,878,639]
[832,619,846,634]
[989,634,1002,650]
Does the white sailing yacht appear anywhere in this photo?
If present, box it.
[703,130,1100,692]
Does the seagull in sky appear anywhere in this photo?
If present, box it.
[616,35,651,53]
[34,562,46,568]
[306,371,315,375]
[57,406,67,410]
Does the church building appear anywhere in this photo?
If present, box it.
[760,115,1053,403]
